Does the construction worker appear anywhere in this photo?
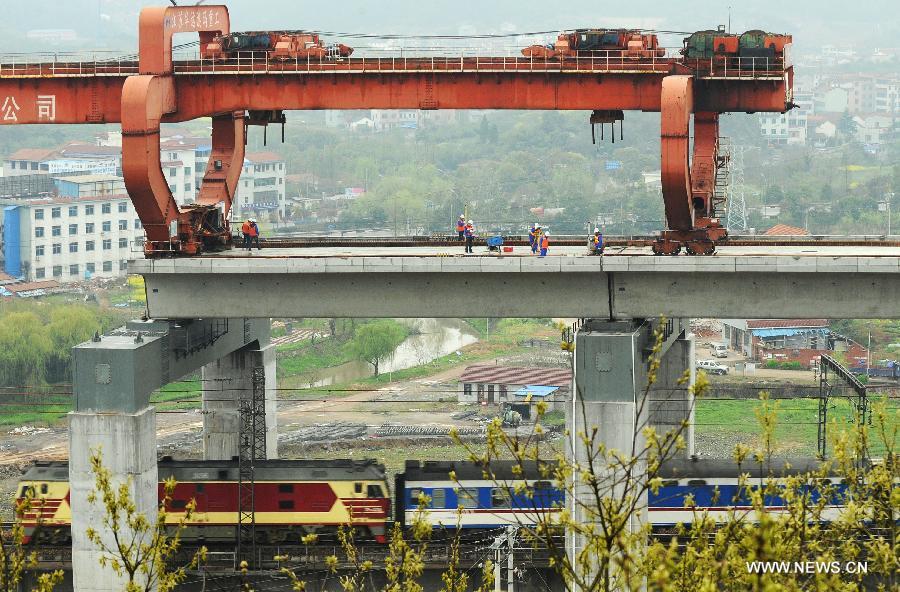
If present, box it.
[591,227,604,255]
[246,218,260,251]
[539,230,550,257]
[532,224,542,254]
[241,218,252,250]
[528,223,536,252]
[456,214,466,241]
[464,219,475,254]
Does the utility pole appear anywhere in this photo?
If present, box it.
[493,526,516,592]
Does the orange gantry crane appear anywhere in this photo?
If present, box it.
[0,5,793,256]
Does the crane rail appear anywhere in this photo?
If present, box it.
[251,235,900,250]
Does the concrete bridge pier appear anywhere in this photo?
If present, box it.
[201,341,278,460]
[566,318,694,586]
[69,318,270,592]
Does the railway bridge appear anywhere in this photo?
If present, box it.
[49,239,896,592]
[0,4,893,591]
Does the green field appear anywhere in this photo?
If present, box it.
[695,396,898,458]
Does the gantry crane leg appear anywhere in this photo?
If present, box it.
[656,75,727,255]
[122,5,248,257]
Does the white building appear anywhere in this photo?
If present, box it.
[232,152,287,221]
[853,114,895,146]
[159,139,201,206]
[759,90,813,146]
[3,194,144,283]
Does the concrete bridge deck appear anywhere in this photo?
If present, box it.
[131,244,900,319]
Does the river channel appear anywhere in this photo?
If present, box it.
[296,318,480,387]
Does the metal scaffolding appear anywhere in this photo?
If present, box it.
[237,365,267,569]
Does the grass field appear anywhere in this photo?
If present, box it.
[695,396,898,457]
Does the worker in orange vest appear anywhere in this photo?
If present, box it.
[539,230,549,257]
[455,214,466,241]
[241,218,260,251]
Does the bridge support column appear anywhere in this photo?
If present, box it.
[650,333,695,457]
[69,318,270,592]
[201,340,278,460]
[566,318,693,586]
[70,408,157,592]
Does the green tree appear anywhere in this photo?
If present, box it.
[344,320,407,376]
[0,312,52,386]
[85,449,206,592]
[45,306,99,382]
[1,494,63,592]
[838,111,858,139]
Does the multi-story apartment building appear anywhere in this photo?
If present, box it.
[759,90,813,145]
[2,193,143,283]
[159,142,198,205]
[232,152,287,220]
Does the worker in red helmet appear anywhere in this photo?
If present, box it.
[539,230,550,257]
[455,215,466,241]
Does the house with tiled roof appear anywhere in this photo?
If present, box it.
[458,364,571,411]
[764,224,809,236]
[721,319,868,368]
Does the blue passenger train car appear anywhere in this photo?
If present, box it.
[397,460,564,529]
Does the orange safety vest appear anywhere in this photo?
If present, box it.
[540,234,549,249]
[456,220,466,232]
[241,221,251,235]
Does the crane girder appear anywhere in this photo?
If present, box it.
[0,4,793,256]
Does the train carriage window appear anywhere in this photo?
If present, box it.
[170,500,187,510]
[409,488,423,504]
[279,484,294,494]
[457,488,478,509]
[431,488,446,508]
[217,470,229,480]
[367,485,384,498]
[662,480,679,487]
[354,483,363,494]
[40,484,48,494]
[533,481,551,490]
[687,480,708,487]
[279,500,295,510]
[491,488,511,508]
[196,483,205,493]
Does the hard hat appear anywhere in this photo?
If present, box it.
[249,218,256,223]
[536,223,541,228]
[468,219,473,224]
[594,227,600,233]
[459,214,465,218]
[545,231,550,235]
